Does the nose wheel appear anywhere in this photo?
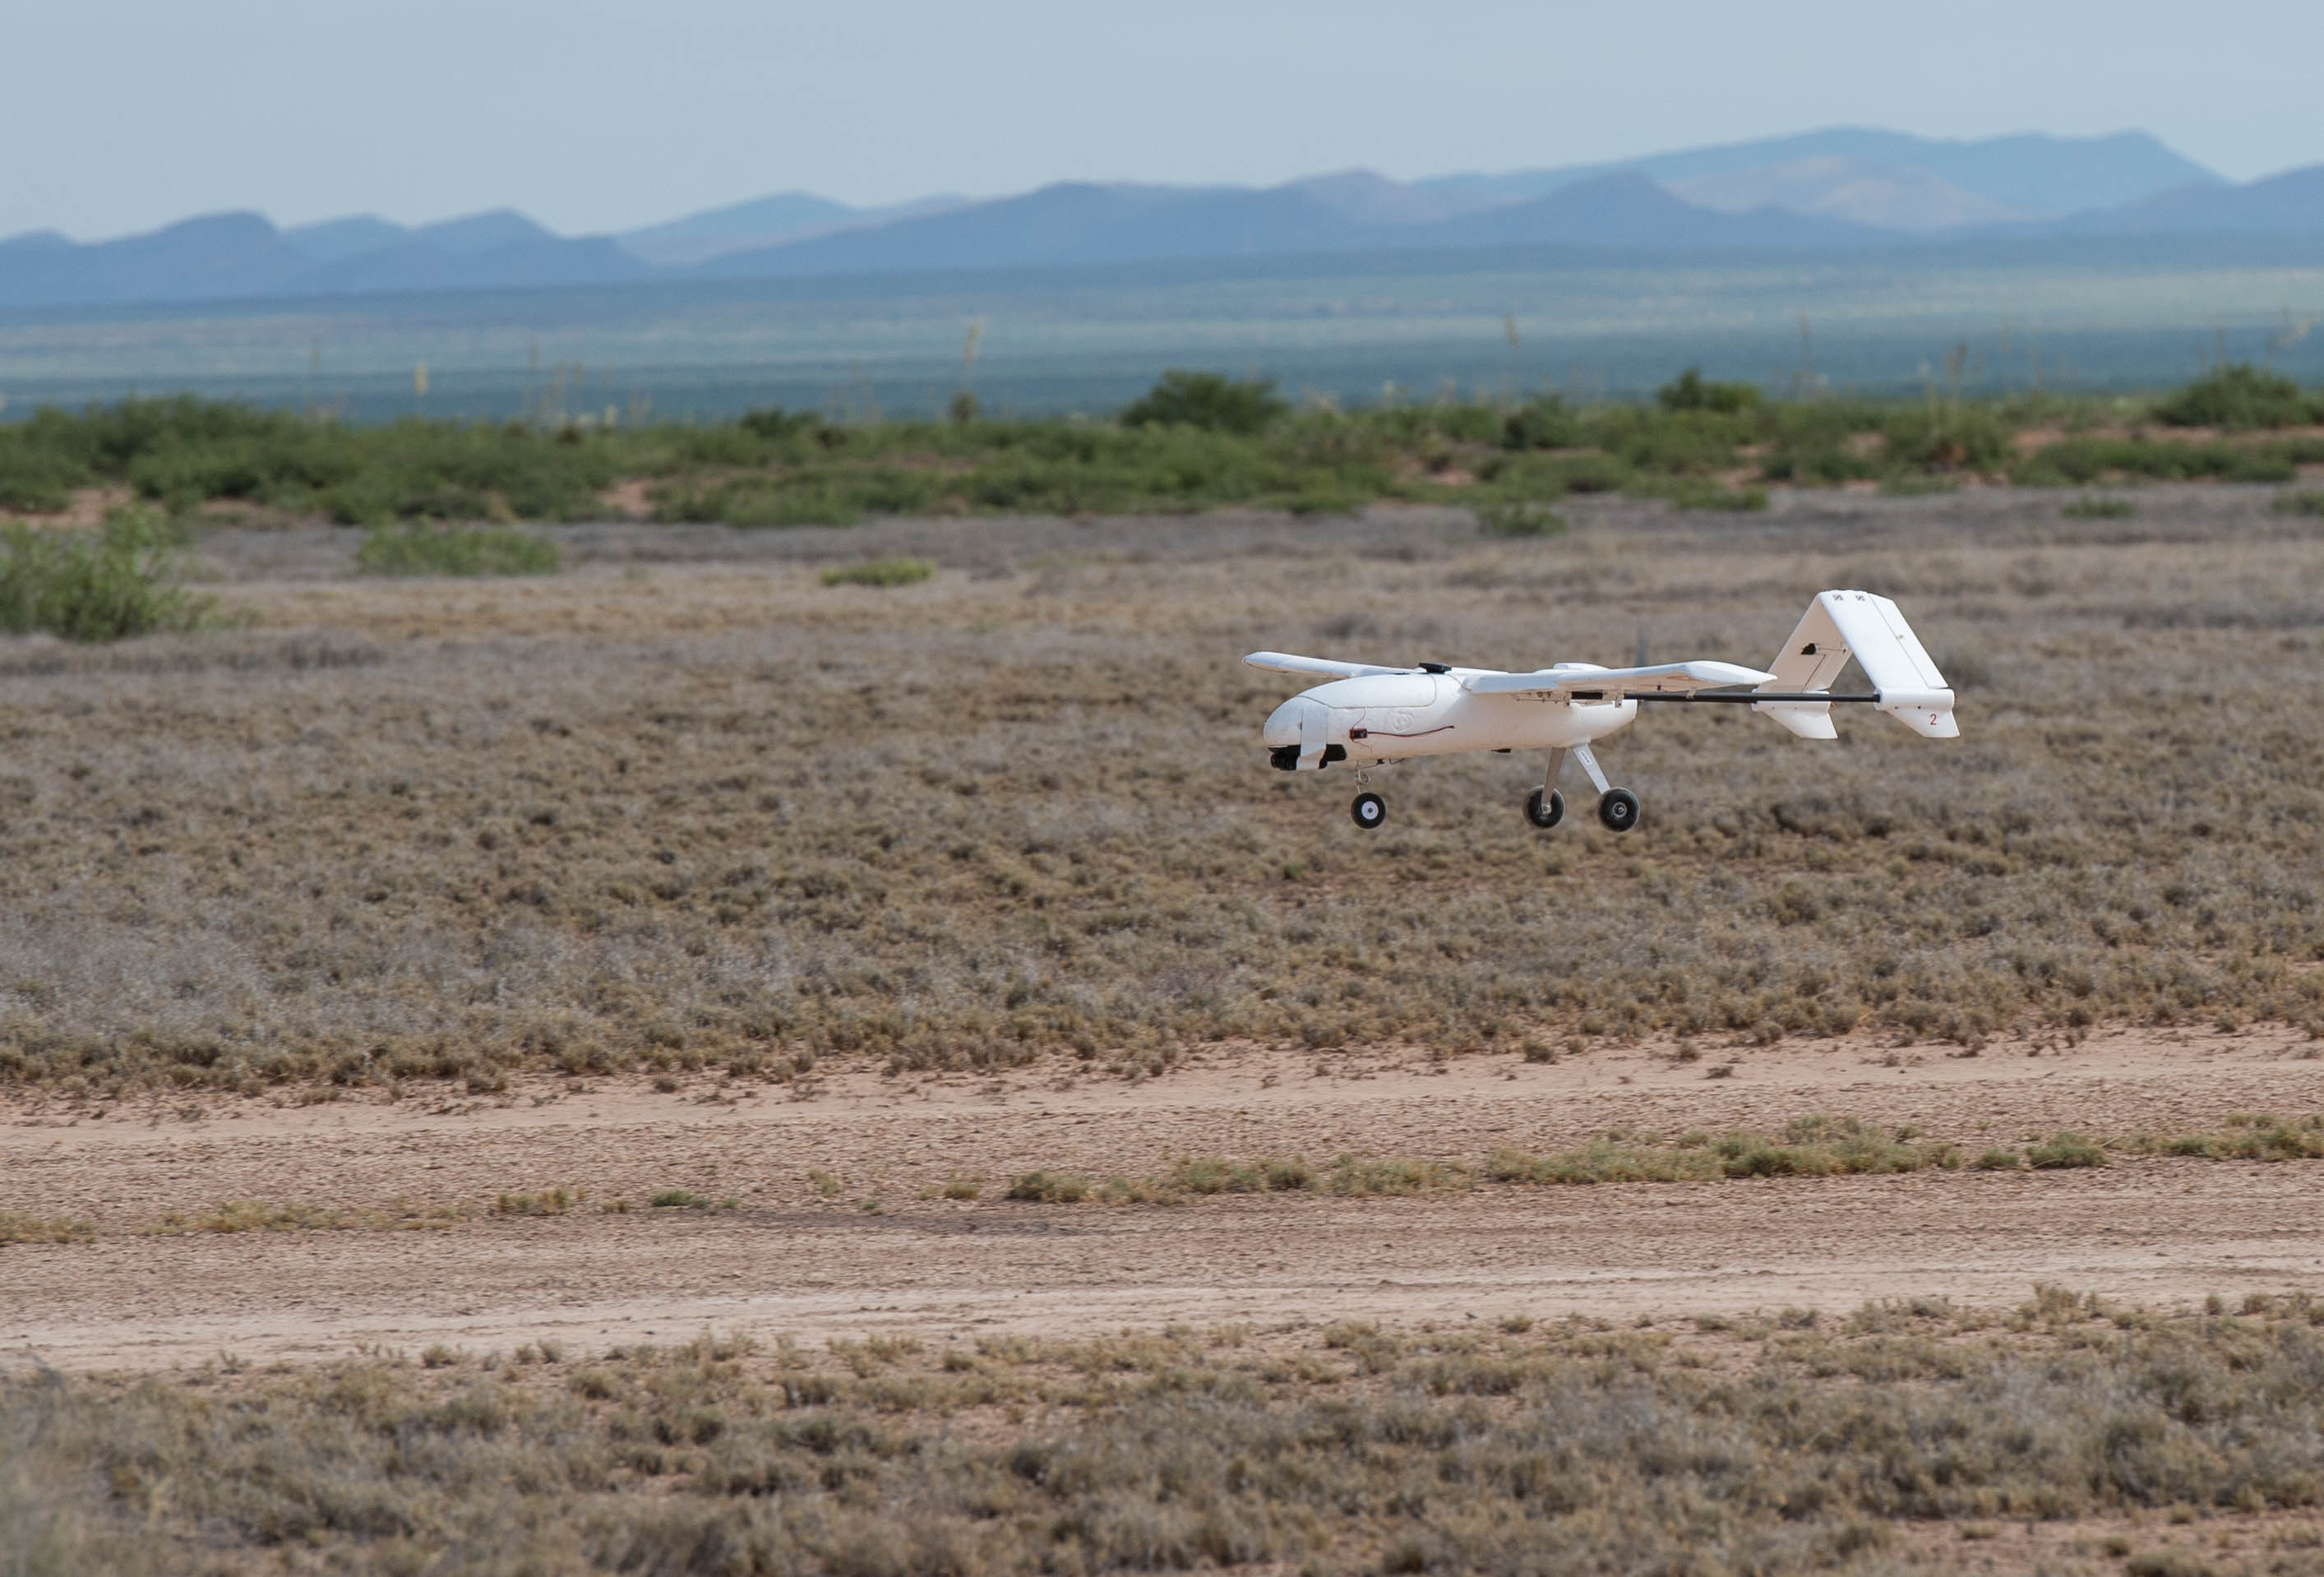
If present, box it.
[1524,788,1564,829]
[1351,792,1387,830]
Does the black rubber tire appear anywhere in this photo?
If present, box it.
[1524,787,1564,829]
[1350,792,1387,830]
[1597,787,1641,833]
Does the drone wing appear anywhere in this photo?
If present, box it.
[1242,651,1421,681]
[1463,660,1776,698]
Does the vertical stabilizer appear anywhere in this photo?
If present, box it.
[1756,590,1958,739]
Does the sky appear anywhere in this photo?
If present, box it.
[6,0,2321,240]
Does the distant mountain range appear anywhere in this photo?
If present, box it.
[3,127,2318,312]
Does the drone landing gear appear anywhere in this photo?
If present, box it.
[1349,766,1388,830]
[1528,743,1642,834]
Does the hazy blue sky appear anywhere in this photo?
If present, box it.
[7,0,2319,239]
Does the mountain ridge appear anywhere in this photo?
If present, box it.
[3,127,2312,312]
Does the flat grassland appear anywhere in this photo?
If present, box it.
[5,486,2323,1089]
[6,487,2324,1573]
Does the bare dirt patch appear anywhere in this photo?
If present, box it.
[5,1028,2321,1372]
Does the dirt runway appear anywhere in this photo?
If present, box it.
[4,1029,2322,1372]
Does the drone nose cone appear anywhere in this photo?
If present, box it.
[1264,696,1321,748]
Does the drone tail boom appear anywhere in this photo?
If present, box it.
[1755,590,1958,740]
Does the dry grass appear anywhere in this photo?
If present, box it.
[142,1198,469,1235]
[0,1210,94,1245]
[2127,1113,2324,1161]
[9,1298,2324,1574]
[2,489,2323,1096]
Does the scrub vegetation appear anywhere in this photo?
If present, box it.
[2,484,2324,1094]
[353,522,560,578]
[0,507,215,641]
[2,366,2321,532]
[10,1297,2324,1575]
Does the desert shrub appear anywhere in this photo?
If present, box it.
[2131,1115,2324,1161]
[354,524,559,577]
[1005,1171,1090,1203]
[0,399,620,522]
[494,1189,573,1216]
[2061,495,2135,519]
[0,1212,95,1245]
[1486,451,1633,495]
[0,509,214,641]
[820,557,934,588]
[1588,405,1749,474]
[2272,490,2324,518]
[737,405,819,441]
[0,438,87,513]
[1758,445,1878,484]
[1165,1156,1314,1195]
[1883,404,2012,473]
[1120,370,1287,436]
[2013,437,2298,487]
[1490,1119,1957,1185]
[1488,1140,1718,1185]
[16,1302,2324,1572]
[1473,498,1567,537]
[1656,367,1762,414]
[659,468,945,527]
[2154,363,2317,429]
[1665,479,1769,511]
[1325,1155,1470,1195]
[2025,1131,2106,1169]
[1500,395,1582,451]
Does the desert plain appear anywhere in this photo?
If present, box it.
[6,488,2324,1573]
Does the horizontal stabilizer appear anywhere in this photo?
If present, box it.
[1758,590,1957,738]
[1465,659,1775,698]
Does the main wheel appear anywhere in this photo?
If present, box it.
[1597,787,1640,833]
[1350,792,1387,830]
[1524,788,1564,829]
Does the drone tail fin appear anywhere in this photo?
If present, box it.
[1755,590,1958,740]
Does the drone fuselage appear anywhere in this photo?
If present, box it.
[1263,668,1638,770]
[1248,590,1955,830]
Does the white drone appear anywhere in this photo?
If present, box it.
[1247,590,1957,830]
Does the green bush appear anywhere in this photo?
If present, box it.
[2061,495,2135,519]
[1884,404,2012,473]
[2271,490,2324,518]
[1005,1170,1090,1203]
[0,440,87,513]
[1758,446,1878,484]
[1120,370,1287,435]
[820,557,934,588]
[2012,438,2298,488]
[2025,1131,2107,1170]
[737,406,819,441]
[2153,363,2317,429]
[1499,395,1582,451]
[353,524,560,578]
[1665,479,1769,512]
[1656,368,1761,414]
[0,510,214,641]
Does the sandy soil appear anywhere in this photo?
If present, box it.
[4,1027,2321,1373]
